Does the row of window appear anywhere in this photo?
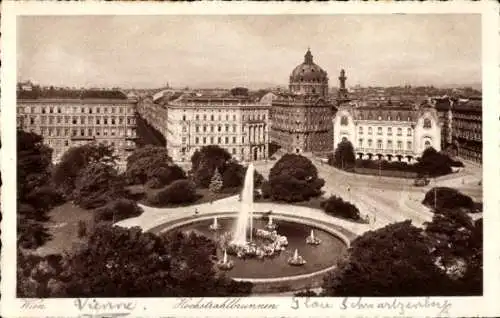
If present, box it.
[39,127,136,138]
[358,138,412,150]
[454,121,482,131]
[187,135,267,145]
[188,124,266,134]
[26,116,135,126]
[45,138,134,149]
[358,126,413,137]
[183,113,267,122]
[21,105,132,115]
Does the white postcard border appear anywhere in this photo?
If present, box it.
[1,1,499,317]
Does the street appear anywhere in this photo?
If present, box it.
[253,154,482,229]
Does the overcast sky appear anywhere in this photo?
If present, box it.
[18,14,481,89]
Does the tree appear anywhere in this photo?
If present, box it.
[209,168,223,193]
[125,145,183,188]
[222,161,264,189]
[322,221,452,296]
[424,210,482,294]
[191,146,231,188]
[17,130,53,202]
[148,179,198,206]
[72,162,125,209]
[52,143,118,197]
[17,131,60,249]
[58,225,252,297]
[94,198,143,223]
[334,140,356,169]
[230,87,249,97]
[265,154,324,202]
[414,147,453,177]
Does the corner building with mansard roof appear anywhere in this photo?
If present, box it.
[270,49,334,154]
[333,99,442,163]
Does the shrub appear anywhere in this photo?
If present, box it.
[148,180,198,205]
[422,187,475,211]
[321,195,361,221]
[94,198,144,223]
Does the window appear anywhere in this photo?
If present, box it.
[96,118,101,125]
[211,115,214,121]
[233,125,236,132]
[397,128,402,136]
[340,116,349,126]
[225,125,229,132]
[72,118,77,125]
[358,126,363,135]
[387,140,393,149]
[397,141,402,150]
[210,137,214,144]
[377,139,382,149]
[232,136,236,144]
[377,127,382,135]
[211,125,214,132]
[424,118,432,128]
[225,137,229,144]
[368,127,373,135]
[203,137,206,144]
[217,137,221,144]
[104,118,108,125]
[203,115,207,120]
[387,127,392,136]
[218,125,221,132]
[226,115,229,121]
[232,148,236,155]
[242,136,245,143]
[407,128,412,136]
[182,115,186,121]
[195,137,199,144]
[407,141,412,150]
[203,125,207,132]
[368,139,373,147]
[359,138,363,147]
[233,115,236,121]
[195,115,199,120]
[195,125,199,133]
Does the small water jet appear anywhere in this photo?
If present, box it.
[209,217,220,231]
[217,249,234,271]
[265,216,277,231]
[288,249,306,266]
[306,229,321,245]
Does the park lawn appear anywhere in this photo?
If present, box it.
[33,202,95,257]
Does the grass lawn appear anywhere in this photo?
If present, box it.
[33,202,95,257]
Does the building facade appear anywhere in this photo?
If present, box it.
[137,95,270,163]
[17,89,138,166]
[270,49,333,154]
[434,96,482,164]
[333,102,442,162]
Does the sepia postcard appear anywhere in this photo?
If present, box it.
[1,1,499,317]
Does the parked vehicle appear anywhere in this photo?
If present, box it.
[414,177,430,187]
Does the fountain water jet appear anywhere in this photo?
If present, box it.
[231,163,254,246]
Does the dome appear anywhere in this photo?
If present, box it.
[290,49,328,83]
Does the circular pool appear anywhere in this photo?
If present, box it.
[153,214,349,285]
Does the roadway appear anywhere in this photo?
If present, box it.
[253,154,482,229]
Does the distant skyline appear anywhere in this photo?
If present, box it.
[18,15,481,90]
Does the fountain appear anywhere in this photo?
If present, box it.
[288,249,306,266]
[209,217,220,231]
[265,216,277,231]
[216,249,234,271]
[231,164,255,246]
[225,164,288,259]
[306,229,321,245]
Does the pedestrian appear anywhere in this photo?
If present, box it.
[194,208,199,216]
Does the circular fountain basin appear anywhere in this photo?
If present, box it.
[152,213,350,293]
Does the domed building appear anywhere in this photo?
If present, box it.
[270,49,334,154]
[289,49,329,97]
